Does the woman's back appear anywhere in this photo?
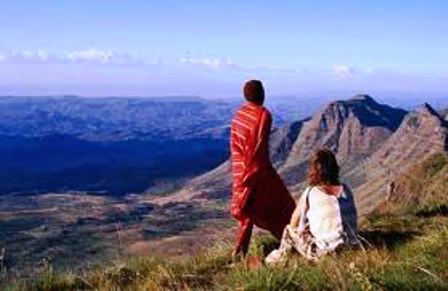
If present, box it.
[306,184,358,249]
[307,186,344,249]
[265,149,359,265]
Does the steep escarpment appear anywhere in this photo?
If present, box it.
[351,103,448,215]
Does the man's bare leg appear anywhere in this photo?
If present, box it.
[232,218,254,258]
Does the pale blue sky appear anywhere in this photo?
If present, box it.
[0,0,447,97]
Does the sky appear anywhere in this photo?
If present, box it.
[0,0,447,98]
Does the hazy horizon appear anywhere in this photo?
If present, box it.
[1,90,447,102]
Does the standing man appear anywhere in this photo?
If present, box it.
[230,80,295,257]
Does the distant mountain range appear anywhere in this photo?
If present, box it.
[0,96,315,195]
[0,96,237,141]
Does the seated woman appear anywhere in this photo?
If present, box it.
[266,148,358,264]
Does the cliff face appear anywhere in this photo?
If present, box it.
[350,103,448,215]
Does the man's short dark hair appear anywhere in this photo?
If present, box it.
[243,80,265,103]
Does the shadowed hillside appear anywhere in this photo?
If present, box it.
[0,135,228,195]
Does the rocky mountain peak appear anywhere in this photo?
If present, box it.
[404,103,448,133]
[415,103,447,123]
[320,95,407,131]
[349,94,376,102]
[419,102,436,113]
[278,96,408,185]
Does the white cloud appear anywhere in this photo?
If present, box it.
[179,56,295,74]
[1,49,294,74]
[332,64,356,78]
[332,64,375,79]
[9,50,52,63]
[0,49,141,65]
[180,56,235,69]
[64,48,137,64]
[65,49,114,63]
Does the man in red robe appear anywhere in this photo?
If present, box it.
[230,80,296,257]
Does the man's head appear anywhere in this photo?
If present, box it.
[243,80,265,105]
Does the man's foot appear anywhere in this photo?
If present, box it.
[231,249,244,262]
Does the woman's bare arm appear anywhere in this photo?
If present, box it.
[289,205,301,228]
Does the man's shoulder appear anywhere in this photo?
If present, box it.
[261,106,272,119]
[261,106,271,113]
[233,103,271,122]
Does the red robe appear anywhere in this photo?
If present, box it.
[230,102,295,254]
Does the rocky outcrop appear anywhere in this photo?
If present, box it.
[351,103,448,215]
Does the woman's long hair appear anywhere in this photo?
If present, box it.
[308,148,340,186]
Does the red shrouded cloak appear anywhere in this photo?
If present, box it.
[230,102,295,239]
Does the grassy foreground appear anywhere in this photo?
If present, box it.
[3,210,448,290]
[4,153,448,290]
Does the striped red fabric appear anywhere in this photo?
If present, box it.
[230,102,260,187]
[229,102,296,243]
